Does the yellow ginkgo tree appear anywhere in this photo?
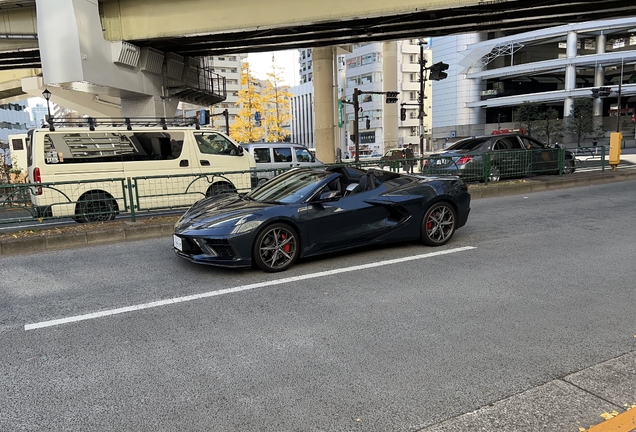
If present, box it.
[230,62,264,143]
[261,58,293,142]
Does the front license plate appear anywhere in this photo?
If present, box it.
[173,235,183,251]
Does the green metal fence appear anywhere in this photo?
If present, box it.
[0,148,605,226]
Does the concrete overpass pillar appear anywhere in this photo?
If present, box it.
[313,47,337,164]
[382,42,399,151]
[563,30,578,118]
[35,0,171,118]
[594,33,606,118]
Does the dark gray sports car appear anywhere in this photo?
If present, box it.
[173,166,471,272]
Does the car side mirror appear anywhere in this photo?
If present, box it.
[237,146,244,156]
[319,190,341,202]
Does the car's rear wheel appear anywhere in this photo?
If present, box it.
[420,202,456,246]
[563,158,575,174]
[253,223,299,272]
[487,165,501,182]
[75,191,118,223]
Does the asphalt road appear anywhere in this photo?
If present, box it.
[1,180,635,431]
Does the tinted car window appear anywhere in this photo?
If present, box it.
[295,147,314,162]
[253,147,271,163]
[520,137,544,149]
[494,137,522,150]
[274,147,293,162]
[446,138,487,151]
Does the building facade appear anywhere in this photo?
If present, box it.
[290,41,434,159]
[432,18,636,147]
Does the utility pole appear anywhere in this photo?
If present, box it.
[419,41,427,155]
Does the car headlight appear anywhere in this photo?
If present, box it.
[232,219,263,234]
[195,214,263,233]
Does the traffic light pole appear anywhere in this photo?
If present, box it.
[419,41,427,155]
[342,88,398,162]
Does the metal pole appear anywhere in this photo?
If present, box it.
[353,88,360,163]
[616,59,623,133]
[419,42,426,154]
[223,109,229,135]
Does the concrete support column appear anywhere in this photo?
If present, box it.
[594,33,606,117]
[382,41,399,152]
[563,30,578,118]
[313,47,337,164]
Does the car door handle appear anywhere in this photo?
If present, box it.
[201,160,210,166]
[179,160,189,167]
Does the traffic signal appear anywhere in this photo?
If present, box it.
[598,86,612,97]
[366,118,370,129]
[385,91,399,103]
[400,107,407,121]
[591,88,600,98]
[429,62,449,81]
[198,109,210,125]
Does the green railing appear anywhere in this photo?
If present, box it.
[0,148,606,226]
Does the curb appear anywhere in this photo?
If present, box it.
[0,222,175,257]
[1,170,635,257]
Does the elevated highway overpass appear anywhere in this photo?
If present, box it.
[0,0,636,161]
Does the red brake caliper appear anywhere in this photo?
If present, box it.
[281,232,291,253]
[426,215,433,230]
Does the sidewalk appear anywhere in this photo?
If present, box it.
[419,351,636,431]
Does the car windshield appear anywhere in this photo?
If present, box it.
[246,170,332,204]
[445,138,487,151]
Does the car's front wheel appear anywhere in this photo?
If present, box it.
[253,223,299,272]
[420,202,456,246]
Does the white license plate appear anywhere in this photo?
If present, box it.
[173,235,183,251]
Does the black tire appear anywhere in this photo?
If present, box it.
[252,223,299,272]
[487,165,501,182]
[206,182,236,197]
[420,202,457,246]
[75,191,118,223]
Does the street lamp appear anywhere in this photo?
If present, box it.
[42,88,52,126]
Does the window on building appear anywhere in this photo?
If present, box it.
[410,91,417,101]
[410,73,418,82]
[410,127,418,136]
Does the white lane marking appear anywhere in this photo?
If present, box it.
[24,246,476,331]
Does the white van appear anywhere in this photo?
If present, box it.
[241,142,322,185]
[8,134,28,181]
[27,118,256,222]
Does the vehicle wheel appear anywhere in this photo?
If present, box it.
[420,202,456,246]
[75,191,118,223]
[487,165,501,182]
[253,223,299,272]
[206,182,236,197]
[562,158,575,174]
[257,178,268,186]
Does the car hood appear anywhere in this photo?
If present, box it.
[175,194,275,231]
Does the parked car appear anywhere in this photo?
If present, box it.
[241,142,323,185]
[173,166,471,272]
[424,133,576,182]
[379,149,405,169]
